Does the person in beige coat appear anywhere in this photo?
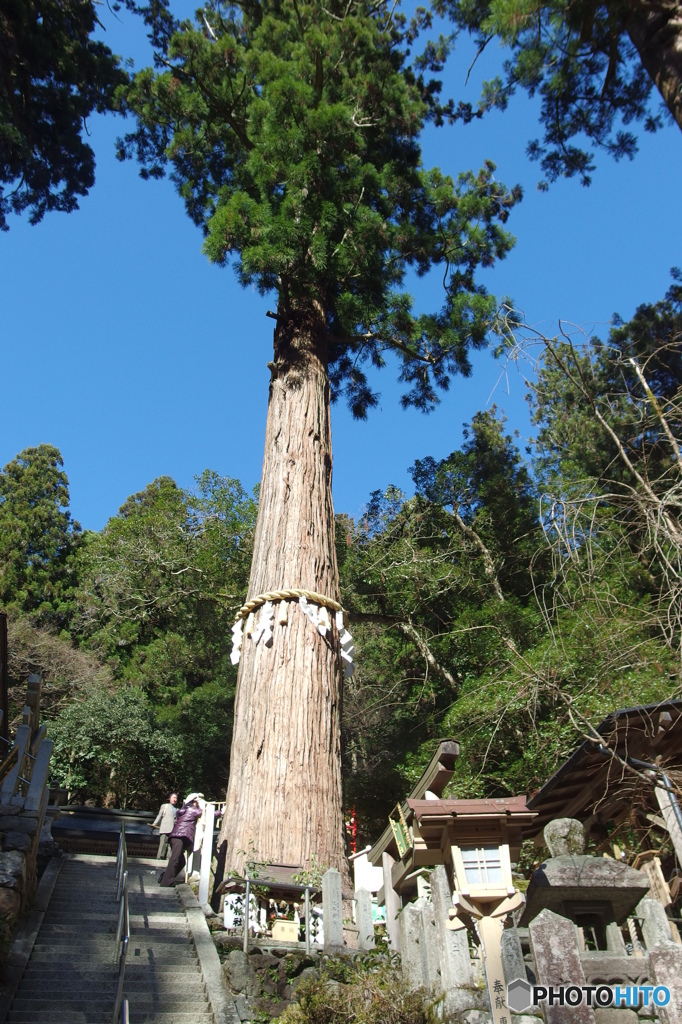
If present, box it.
[151,792,178,859]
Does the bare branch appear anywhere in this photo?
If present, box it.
[451,510,505,603]
[350,611,461,690]
[629,356,682,474]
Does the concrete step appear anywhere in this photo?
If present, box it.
[7,1014,214,1023]
[46,897,118,905]
[133,923,193,934]
[41,914,118,924]
[54,873,116,880]
[16,980,208,996]
[22,964,203,981]
[48,896,116,902]
[48,897,117,904]
[125,909,187,917]
[8,858,219,1024]
[34,933,192,948]
[45,904,118,913]
[37,925,117,933]
[27,952,199,966]
[24,958,203,972]
[10,998,211,1011]
[38,924,189,939]
[48,887,116,892]
[32,943,195,957]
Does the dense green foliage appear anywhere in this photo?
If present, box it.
[119,0,520,415]
[338,410,548,825]
[50,686,181,808]
[278,950,439,1024]
[76,473,255,692]
[0,0,124,229]
[1,462,256,805]
[71,471,256,801]
[337,282,682,836]
[0,445,82,628]
[435,0,681,184]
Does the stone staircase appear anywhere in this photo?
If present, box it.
[5,855,225,1023]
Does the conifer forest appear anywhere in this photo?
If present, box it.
[1,0,681,865]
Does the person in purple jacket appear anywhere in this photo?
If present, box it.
[158,792,203,886]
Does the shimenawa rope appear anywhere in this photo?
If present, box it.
[234,588,344,624]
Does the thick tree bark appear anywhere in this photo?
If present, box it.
[626,0,682,131]
[217,300,349,885]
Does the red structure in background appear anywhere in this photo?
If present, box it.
[345,807,357,854]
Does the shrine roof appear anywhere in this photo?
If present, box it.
[408,795,533,819]
[525,699,682,840]
[215,863,321,899]
[367,738,459,865]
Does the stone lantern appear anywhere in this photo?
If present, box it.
[406,796,535,1024]
[520,817,650,945]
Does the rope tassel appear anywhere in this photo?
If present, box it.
[229,588,354,675]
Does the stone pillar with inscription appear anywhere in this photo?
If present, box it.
[355,887,375,950]
[321,868,344,950]
[649,944,682,1024]
[529,908,595,1024]
[382,851,401,953]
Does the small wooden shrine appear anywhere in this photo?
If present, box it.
[525,700,682,862]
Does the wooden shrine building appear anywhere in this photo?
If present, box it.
[524,700,682,858]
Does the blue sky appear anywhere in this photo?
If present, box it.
[1,7,681,531]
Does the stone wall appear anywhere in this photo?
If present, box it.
[220,942,319,1021]
[0,810,41,931]
[0,675,53,947]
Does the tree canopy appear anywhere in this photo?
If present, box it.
[76,472,256,687]
[0,0,124,229]
[0,444,82,628]
[119,0,521,416]
[50,685,181,809]
[332,277,682,836]
[71,470,257,799]
[0,455,257,804]
[435,0,682,184]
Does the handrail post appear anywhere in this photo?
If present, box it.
[113,821,130,1022]
[305,887,311,955]
[116,824,128,901]
[115,877,128,954]
[112,936,129,1024]
[115,832,122,887]
[115,821,126,892]
[116,860,127,903]
[243,879,250,955]
[198,801,215,906]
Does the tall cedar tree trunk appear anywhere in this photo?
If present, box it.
[217,301,349,885]
[626,0,682,130]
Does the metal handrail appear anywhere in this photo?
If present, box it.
[113,823,131,1024]
[113,938,129,1024]
[115,876,129,955]
[115,820,128,900]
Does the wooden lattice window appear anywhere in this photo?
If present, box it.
[460,847,504,886]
